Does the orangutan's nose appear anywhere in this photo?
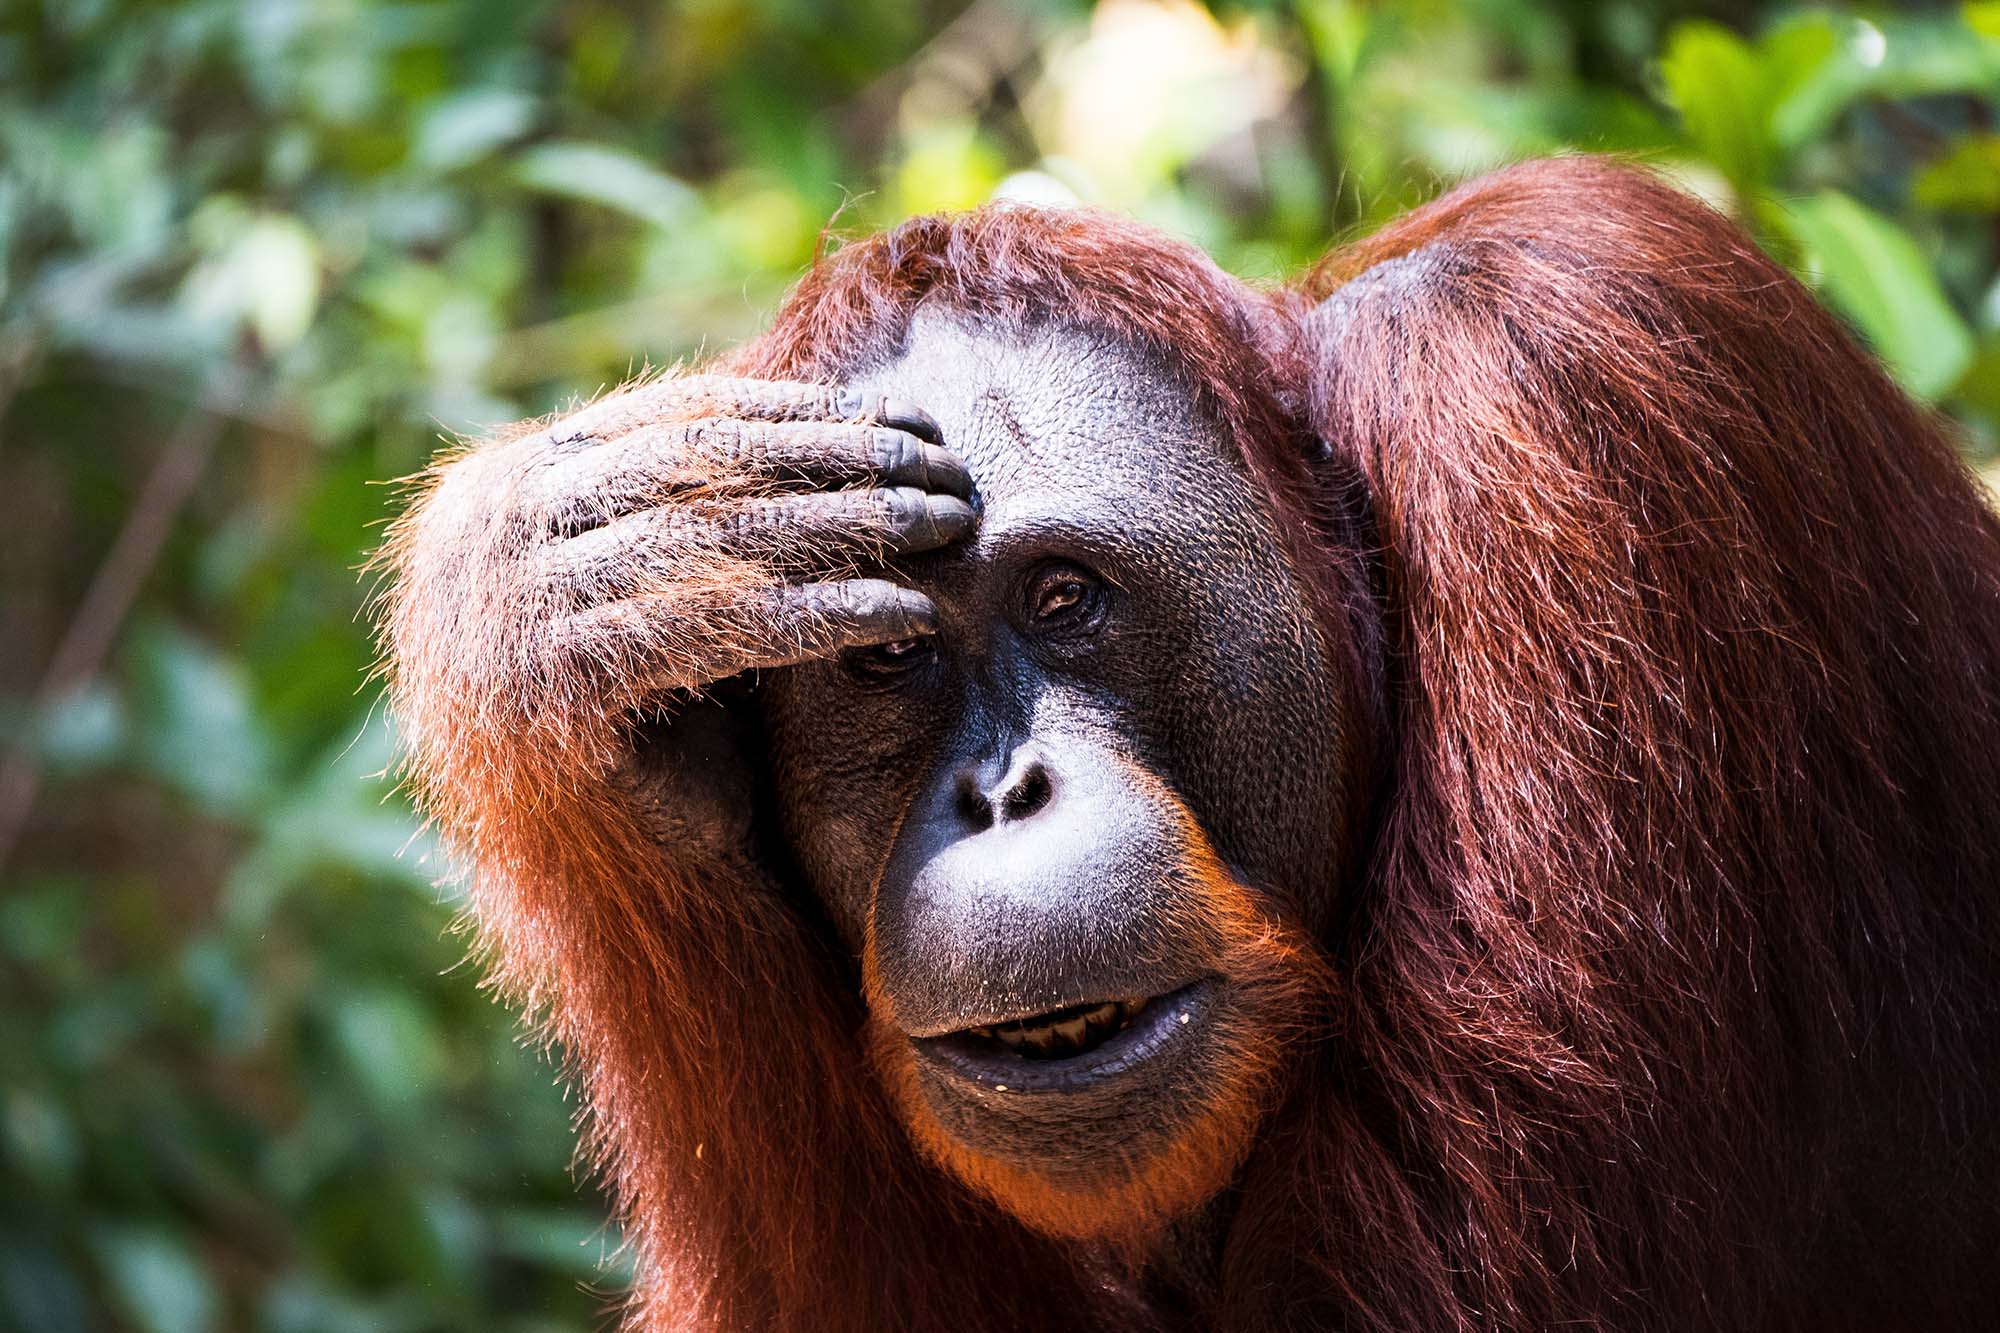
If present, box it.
[950,743,1056,833]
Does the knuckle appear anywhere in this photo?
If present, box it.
[832,580,870,616]
[832,386,871,421]
[720,500,765,536]
[777,381,825,421]
[709,377,759,410]
[680,416,736,458]
[858,489,897,532]
[746,381,788,418]
[876,486,925,535]
[739,419,781,465]
[873,428,913,476]
[810,580,864,621]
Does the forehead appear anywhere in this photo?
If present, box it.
[845,306,1246,528]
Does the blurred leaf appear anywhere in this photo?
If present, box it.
[181,206,323,353]
[0,1235,92,1333]
[1661,14,1841,196]
[1760,13,1841,149]
[1778,13,2000,147]
[128,623,276,817]
[35,683,126,775]
[3,1090,82,1189]
[493,1206,629,1280]
[713,175,816,270]
[90,1227,217,1333]
[1914,135,2000,213]
[1296,0,1372,87]
[1784,190,1976,400]
[0,882,88,966]
[329,988,444,1111]
[1660,21,1775,194]
[1952,339,2000,419]
[412,88,538,171]
[221,710,436,930]
[257,1275,385,1333]
[0,111,174,255]
[513,140,699,229]
[894,121,1005,215]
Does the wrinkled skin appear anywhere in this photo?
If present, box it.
[759,312,1349,1180]
[767,312,1345,950]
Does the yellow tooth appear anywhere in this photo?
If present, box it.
[1054,1017,1089,1044]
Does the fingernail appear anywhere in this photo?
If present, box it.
[926,495,976,541]
[880,398,943,443]
[892,587,939,634]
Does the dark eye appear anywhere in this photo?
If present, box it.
[845,635,934,685]
[1023,562,1105,630]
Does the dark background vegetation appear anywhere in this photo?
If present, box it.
[3,1,1996,1328]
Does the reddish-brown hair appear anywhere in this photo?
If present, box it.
[379,158,2000,1330]
[1269,157,2000,1329]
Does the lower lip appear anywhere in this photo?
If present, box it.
[911,978,1219,1094]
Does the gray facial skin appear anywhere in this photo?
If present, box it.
[758,307,1348,1171]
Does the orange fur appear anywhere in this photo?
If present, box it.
[376,159,2000,1330]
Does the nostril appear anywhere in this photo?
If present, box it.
[955,775,994,832]
[1000,763,1053,823]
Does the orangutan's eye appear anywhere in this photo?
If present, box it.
[845,635,934,685]
[1023,562,1105,631]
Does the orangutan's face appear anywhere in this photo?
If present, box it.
[761,311,1349,1235]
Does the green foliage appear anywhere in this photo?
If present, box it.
[2,0,1996,1327]
[1785,189,1975,400]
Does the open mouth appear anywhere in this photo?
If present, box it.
[960,998,1148,1060]
[911,978,1218,1093]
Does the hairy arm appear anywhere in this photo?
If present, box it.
[374,375,1023,1325]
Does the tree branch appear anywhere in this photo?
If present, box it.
[0,366,253,872]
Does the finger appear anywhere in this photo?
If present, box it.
[670,378,943,442]
[747,579,940,661]
[569,579,939,683]
[543,420,971,507]
[528,377,945,460]
[524,422,971,541]
[551,487,976,588]
[850,393,944,445]
[723,486,977,557]
[676,420,972,497]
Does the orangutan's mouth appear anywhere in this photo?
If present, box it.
[959,997,1149,1060]
[912,979,1218,1092]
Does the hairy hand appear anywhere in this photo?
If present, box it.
[378,373,975,839]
